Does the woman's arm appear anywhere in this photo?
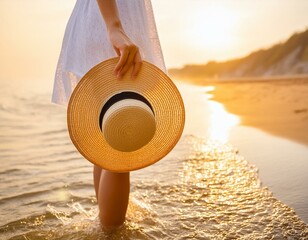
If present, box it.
[97,0,142,79]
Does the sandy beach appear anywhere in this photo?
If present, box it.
[178,82,308,223]
[0,81,308,238]
[207,77,308,146]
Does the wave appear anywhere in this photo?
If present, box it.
[0,89,307,239]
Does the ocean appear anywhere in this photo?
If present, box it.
[0,82,307,239]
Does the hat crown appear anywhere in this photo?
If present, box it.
[101,99,156,152]
[67,58,185,172]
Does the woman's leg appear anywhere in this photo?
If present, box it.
[93,165,130,228]
[93,165,102,201]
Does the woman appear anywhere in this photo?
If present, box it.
[51,0,167,229]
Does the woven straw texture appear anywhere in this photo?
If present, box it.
[67,57,185,172]
[102,99,156,152]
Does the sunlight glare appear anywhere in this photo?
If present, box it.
[208,100,240,143]
[188,3,238,50]
[202,86,240,143]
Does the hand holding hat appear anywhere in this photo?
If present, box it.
[67,57,185,172]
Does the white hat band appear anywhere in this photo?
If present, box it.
[101,98,156,152]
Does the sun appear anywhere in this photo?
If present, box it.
[187,3,238,51]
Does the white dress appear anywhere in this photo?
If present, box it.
[51,0,167,106]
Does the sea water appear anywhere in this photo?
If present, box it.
[181,83,308,223]
[0,82,307,239]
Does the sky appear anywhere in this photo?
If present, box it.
[0,0,308,88]
[153,0,308,68]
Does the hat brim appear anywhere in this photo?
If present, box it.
[67,57,185,172]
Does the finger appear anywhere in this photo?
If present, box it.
[114,48,128,74]
[131,52,142,79]
[114,48,129,75]
[113,46,121,56]
[118,47,138,79]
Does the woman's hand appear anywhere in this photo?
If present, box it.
[96,0,142,80]
[108,28,142,80]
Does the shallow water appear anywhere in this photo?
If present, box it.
[179,83,308,223]
[229,125,308,222]
[0,83,307,239]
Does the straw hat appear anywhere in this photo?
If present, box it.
[67,57,185,172]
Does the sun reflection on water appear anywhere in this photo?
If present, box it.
[204,86,240,143]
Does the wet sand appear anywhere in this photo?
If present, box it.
[1,82,307,238]
[177,82,308,223]
[207,77,308,146]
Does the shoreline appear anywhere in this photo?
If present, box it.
[205,78,308,146]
